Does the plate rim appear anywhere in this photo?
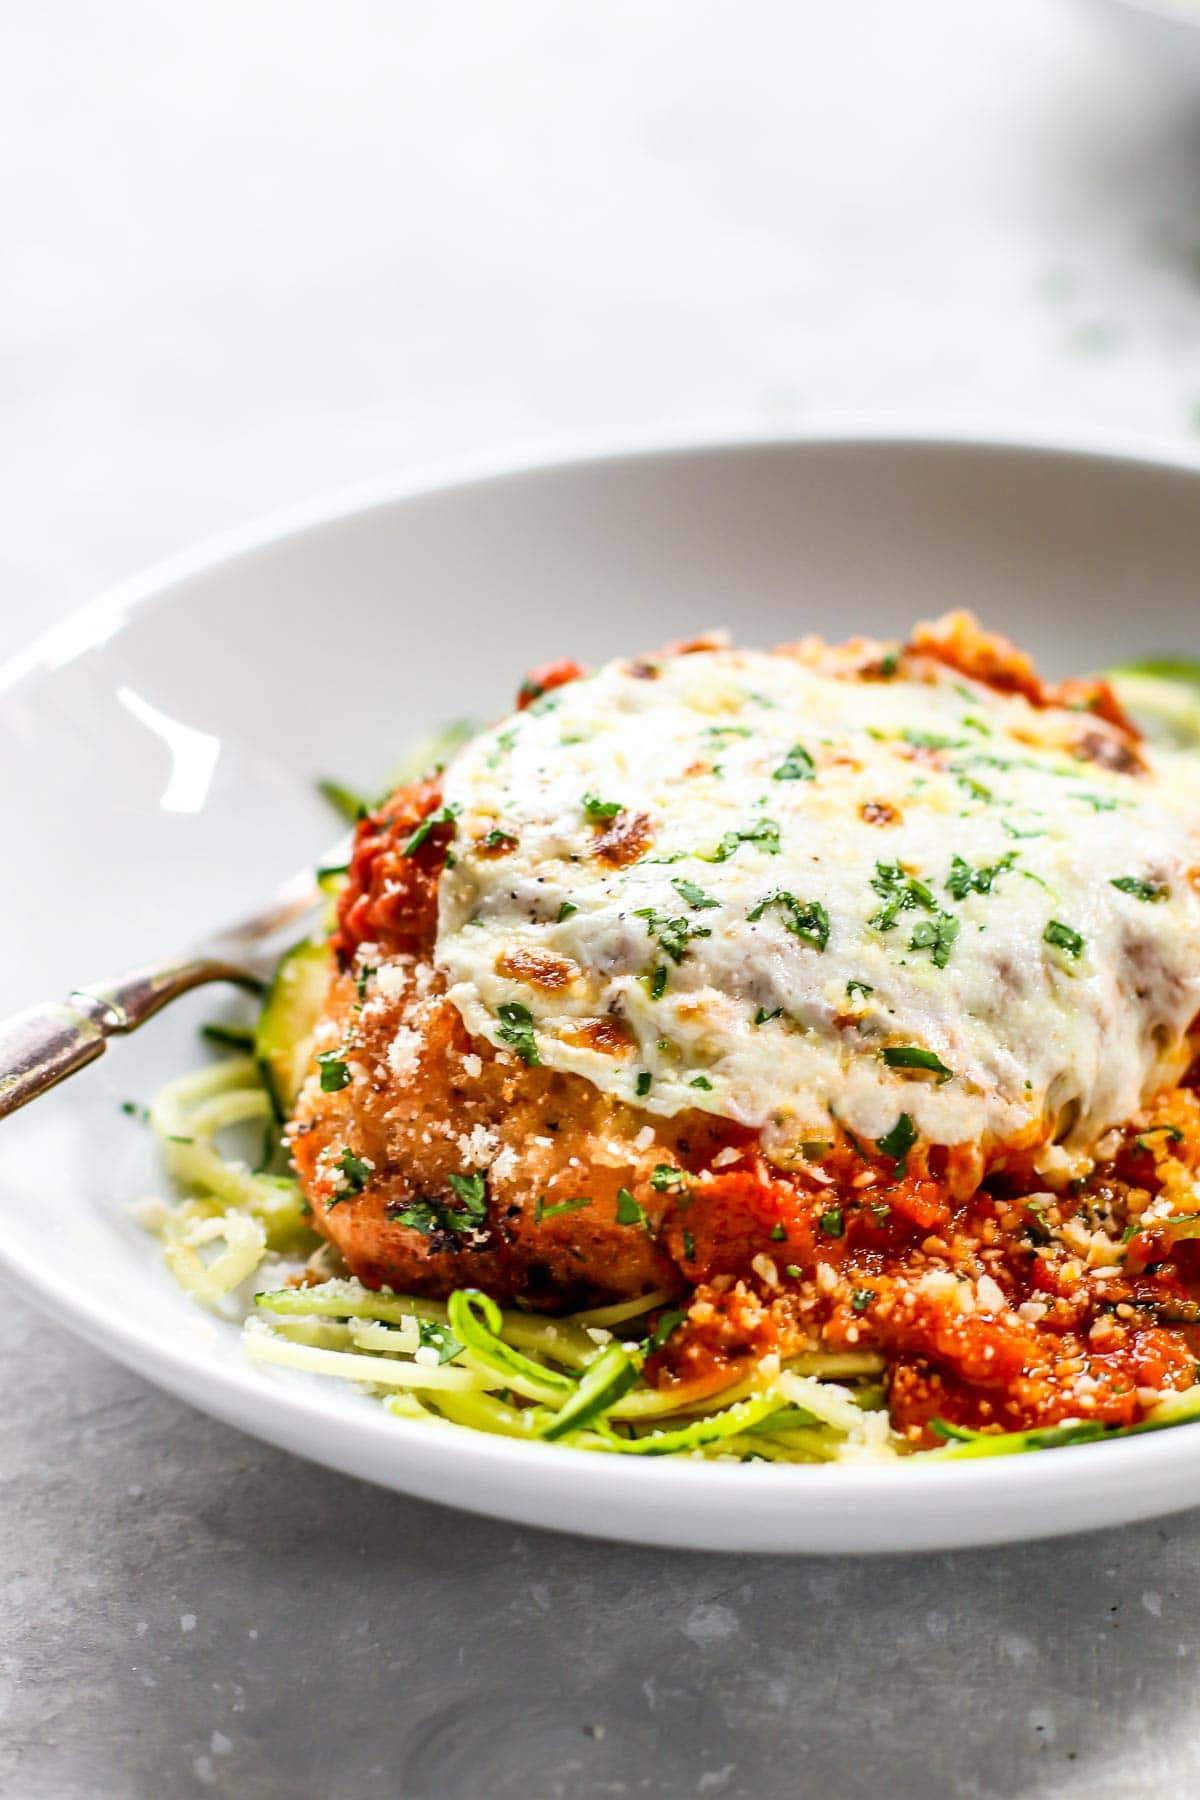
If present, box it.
[7,419,1200,1551]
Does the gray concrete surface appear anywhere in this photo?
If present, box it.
[4,1300,1200,1798]
[6,2,1200,1794]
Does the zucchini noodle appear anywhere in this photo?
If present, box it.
[139,1030,1200,1465]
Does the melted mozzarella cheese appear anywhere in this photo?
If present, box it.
[436,646,1200,1171]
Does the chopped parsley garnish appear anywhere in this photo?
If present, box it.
[1111,875,1169,903]
[1044,919,1086,960]
[557,899,578,921]
[671,877,720,910]
[699,817,781,862]
[772,742,816,782]
[534,1194,593,1223]
[902,728,967,751]
[682,1229,696,1260]
[402,802,460,857]
[869,861,935,932]
[953,771,994,805]
[754,1005,782,1025]
[649,965,668,1001]
[633,907,713,964]
[945,851,1015,900]
[647,1308,685,1352]
[616,1187,651,1231]
[120,1100,148,1121]
[878,652,899,677]
[850,1288,874,1314]
[818,1206,845,1238]
[690,1074,713,1090]
[496,1001,540,1065]
[582,792,622,822]
[1001,819,1046,840]
[316,1050,351,1093]
[881,1045,953,1083]
[448,1170,488,1219]
[845,979,873,1001]
[486,729,517,770]
[393,1169,488,1237]
[635,1071,652,1097]
[1073,791,1121,812]
[417,1319,464,1364]
[704,724,753,742]
[785,1263,802,1279]
[482,827,518,850]
[328,1147,372,1209]
[746,889,830,952]
[876,1112,918,1173]
[908,911,960,969]
[650,1164,687,1192]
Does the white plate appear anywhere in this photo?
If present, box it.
[4,429,1200,1555]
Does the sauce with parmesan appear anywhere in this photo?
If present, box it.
[437,645,1200,1172]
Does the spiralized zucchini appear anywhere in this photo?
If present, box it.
[139,1006,1200,1463]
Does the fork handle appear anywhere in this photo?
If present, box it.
[0,956,262,1122]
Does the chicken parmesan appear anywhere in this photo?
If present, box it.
[146,614,1200,1462]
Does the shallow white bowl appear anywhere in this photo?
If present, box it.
[4,429,1200,1554]
[1084,0,1200,86]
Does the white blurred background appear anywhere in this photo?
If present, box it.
[4,0,1200,651]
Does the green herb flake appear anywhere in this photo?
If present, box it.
[869,861,936,932]
[850,1288,874,1314]
[845,979,873,1001]
[671,877,720,911]
[908,911,960,969]
[650,1164,686,1193]
[635,1071,652,1097]
[633,907,713,965]
[769,1223,786,1242]
[616,1187,651,1232]
[746,888,830,952]
[557,899,578,921]
[772,742,816,782]
[120,1100,148,1121]
[496,1001,540,1065]
[317,1050,352,1093]
[945,851,1015,900]
[876,1112,918,1173]
[401,802,460,857]
[582,792,622,822]
[417,1319,464,1365]
[647,1308,686,1352]
[754,1005,783,1025]
[682,1229,696,1260]
[482,827,518,851]
[328,1146,372,1209]
[1111,875,1169,904]
[818,1206,845,1238]
[649,965,668,1001]
[881,1045,954,1083]
[690,1075,713,1090]
[699,817,781,862]
[785,1262,803,1279]
[1044,919,1086,960]
[534,1194,593,1223]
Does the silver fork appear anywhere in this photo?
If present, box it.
[0,838,348,1122]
